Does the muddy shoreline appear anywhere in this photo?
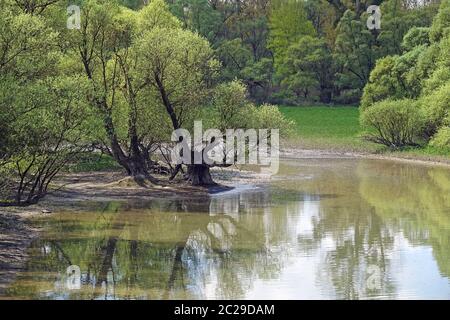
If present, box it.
[0,148,449,296]
[0,208,43,296]
[282,148,450,167]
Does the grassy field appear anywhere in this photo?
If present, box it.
[279,105,450,161]
[278,105,379,152]
[66,153,121,173]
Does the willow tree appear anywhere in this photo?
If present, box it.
[134,21,220,185]
[65,0,291,186]
[135,24,292,185]
[65,0,181,182]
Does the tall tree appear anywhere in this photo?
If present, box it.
[282,36,334,103]
[66,0,183,182]
[268,0,316,75]
[333,9,380,103]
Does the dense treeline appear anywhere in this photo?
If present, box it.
[149,0,441,105]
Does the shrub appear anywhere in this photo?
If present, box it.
[361,56,399,109]
[429,0,450,43]
[429,127,450,149]
[420,83,450,138]
[402,27,430,51]
[423,35,450,93]
[211,80,251,130]
[361,45,427,110]
[361,99,425,148]
[255,104,295,137]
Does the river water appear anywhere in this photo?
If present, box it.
[2,158,450,299]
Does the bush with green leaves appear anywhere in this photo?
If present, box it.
[0,76,94,205]
[420,83,450,138]
[0,1,95,205]
[361,56,401,109]
[210,80,294,135]
[361,44,427,110]
[402,27,430,51]
[430,127,450,149]
[361,99,425,148]
[255,104,295,137]
[361,1,450,152]
[423,34,450,94]
[429,0,450,43]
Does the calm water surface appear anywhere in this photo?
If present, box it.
[2,158,450,300]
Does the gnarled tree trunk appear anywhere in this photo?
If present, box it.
[100,103,157,184]
[185,164,215,186]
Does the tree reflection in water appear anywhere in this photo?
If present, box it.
[4,159,450,299]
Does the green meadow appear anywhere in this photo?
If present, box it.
[279,106,450,161]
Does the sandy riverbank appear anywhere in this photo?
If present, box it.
[282,147,450,167]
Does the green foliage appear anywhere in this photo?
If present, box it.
[216,39,253,81]
[402,27,431,51]
[211,80,294,135]
[211,80,251,131]
[280,36,333,103]
[430,0,450,43]
[361,1,450,153]
[163,0,442,105]
[166,0,273,103]
[0,1,96,204]
[0,75,94,204]
[240,57,274,103]
[268,0,316,75]
[255,104,295,137]
[420,83,450,137]
[334,0,438,103]
[361,99,425,148]
[423,34,450,93]
[169,0,222,41]
[138,0,181,30]
[334,9,378,99]
[361,56,400,109]
[305,0,338,44]
[362,44,426,109]
[379,0,438,55]
[0,4,59,79]
[119,0,145,10]
[429,127,450,149]
[135,26,220,130]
